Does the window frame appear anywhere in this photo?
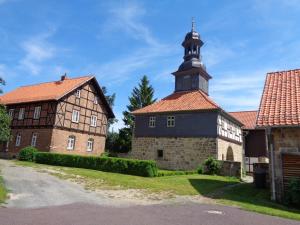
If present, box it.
[31,133,38,147]
[18,108,25,120]
[67,135,76,150]
[75,89,81,98]
[149,116,156,128]
[8,109,14,118]
[167,116,175,127]
[33,106,41,120]
[157,149,164,159]
[72,110,80,123]
[90,115,97,127]
[87,138,94,152]
[15,133,21,147]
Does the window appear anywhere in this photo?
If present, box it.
[90,115,97,127]
[167,116,175,127]
[149,116,156,128]
[18,108,25,120]
[94,96,98,104]
[157,150,164,158]
[33,106,41,119]
[75,89,81,98]
[87,138,94,152]
[72,110,80,123]
[31,133,37,147]
[67,135,76,150]
[8,109,14,118]
[15,133,21,147]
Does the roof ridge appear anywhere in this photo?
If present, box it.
[267,68,300,75]
[19,75,93,88]
[197,90,220,108]
[229,110,257,113]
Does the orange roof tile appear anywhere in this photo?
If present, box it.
[229,110,257,129]
[0,76,93,105]
[257,69,300,127]
[132,90,220,114]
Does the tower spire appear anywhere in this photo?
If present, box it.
[191,17,195,31]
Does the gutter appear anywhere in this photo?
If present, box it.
[266,127,276,201]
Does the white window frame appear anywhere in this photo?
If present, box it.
[15,134,21,147]
[90,115,97,127]
[167,116,175,127]
[18,108,25,120]
[149,116,156,128]
[67,136,76,150]
[8,109,14,118]
[87,139,94,152]
[33,106,41,119]
[31,133,38,147]
[75,89,81,98]
[94,96,98,104]
[72,110,80,123]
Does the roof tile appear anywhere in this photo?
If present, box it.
[229,110,257,129]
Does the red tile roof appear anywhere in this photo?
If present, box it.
[132,90,220,114]
[0,76,93,105]
[257,69,300,127]
[229,110,257,130]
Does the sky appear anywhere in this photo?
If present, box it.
[1,0,300,131]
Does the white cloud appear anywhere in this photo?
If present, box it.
[19,30,57,75]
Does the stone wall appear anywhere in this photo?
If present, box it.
[50,128,105,156]
[270,127,300,201]
[217,138,243,162]
[219,160,241,178]
[131,137,217,170]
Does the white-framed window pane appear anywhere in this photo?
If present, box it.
[33,106,41,119]
[67,136,75,150]
[90,115,97,127]
[72,110,80,123]
[149,116,156,128]
[15,134,21,147]
[18,108,25,120]
[31,133,37,147]
[167,116,175,127]
[75,89,81,98]
[8,109,14,118]
[87,139,94,152]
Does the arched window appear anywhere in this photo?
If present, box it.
[87,138,94,152]
[67,135,76,150]
[226,146,234,161]
[15,133,21,147]
[31,133,38,147]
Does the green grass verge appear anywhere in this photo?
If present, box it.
[0,174,7,203]
[214,183,300,221]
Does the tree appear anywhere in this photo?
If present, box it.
[117,75,156,152]
[0,78,10,142]
[101,86,117,128]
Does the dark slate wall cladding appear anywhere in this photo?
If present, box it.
[134,111,218,137]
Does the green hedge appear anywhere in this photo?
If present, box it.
[157,170,196,177]
[18,146,38,162]
[34,152,158,177]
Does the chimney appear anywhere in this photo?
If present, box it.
[61,73,67,81]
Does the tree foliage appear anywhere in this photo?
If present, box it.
[102,86,117,128]
[0,78,11,142]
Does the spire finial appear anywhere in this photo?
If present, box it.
[192,17,195,31]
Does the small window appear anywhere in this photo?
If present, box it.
[90,115,97,127]
[157,150,164,158]
[33,106,41,119]
[72,110,80,123]
[15,133,21,147]
[94,96,98,104]
[18,108,25,120]
[67,135,76,150]
[31,133,37,147]
[87,138,94,152]
[8,109,14,118]
[167,116,175,127]
[149,116,156,128]
[75,90,81,98]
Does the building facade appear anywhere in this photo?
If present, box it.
[0,75,114,158]
[257,69,300,202]
[131,23,243,170]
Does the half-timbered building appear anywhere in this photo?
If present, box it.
[0,75,114,158]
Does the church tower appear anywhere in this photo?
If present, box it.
[172,19,212,94]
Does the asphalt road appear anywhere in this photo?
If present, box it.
[0,203,299,225]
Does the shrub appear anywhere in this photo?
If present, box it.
[285,178,300,207]
[18,146,38,162]
[197,164,204,174]
[203,157,221,175]
[157,170,196,177]
[34,152,158,177]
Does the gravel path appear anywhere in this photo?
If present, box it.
[0,159,128,208]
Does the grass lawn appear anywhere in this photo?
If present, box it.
[0,174,7,203]
[16,160,300,221]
